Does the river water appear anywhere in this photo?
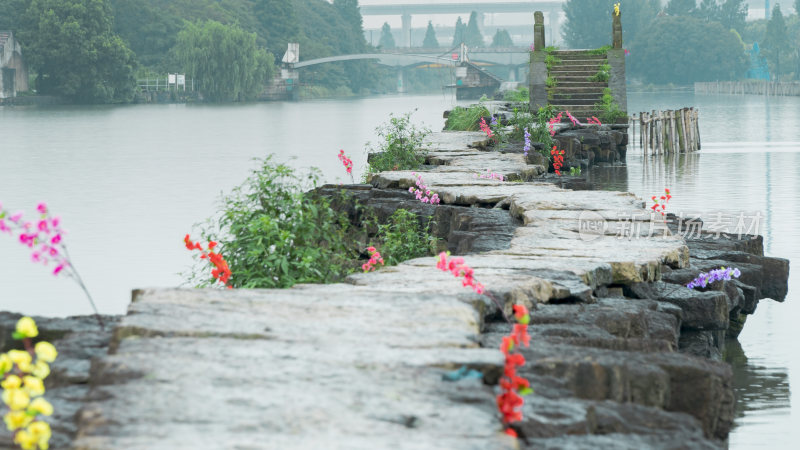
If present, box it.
[0,91,797,447]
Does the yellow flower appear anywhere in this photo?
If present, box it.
[4,410,33,431]
[8,350,33,373]
[16,317,39,339]
[29,420,52,449]
[14,429,36,450]
[2,388,30,411]
[614,3,620,16]
[1,374,22,390]
[23,376,45,397]
[0,354,12,375]
[29,397,53,416]
[34,342,58,363]
[31,361,50,380]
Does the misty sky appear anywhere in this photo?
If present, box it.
[356,0,797,30]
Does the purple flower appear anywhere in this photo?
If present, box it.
[523,127,531,156]
[686,267,741,290]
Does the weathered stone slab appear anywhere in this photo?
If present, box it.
[74,289,510,449]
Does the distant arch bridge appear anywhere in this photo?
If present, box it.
[290,47,531,70]
[277,45,531,97]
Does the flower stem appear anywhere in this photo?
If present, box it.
[61,246,104,330]
[484,291,512,324]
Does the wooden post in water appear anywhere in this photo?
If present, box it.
[694,108,701,150]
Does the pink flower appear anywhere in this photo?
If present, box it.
[36,203,48,214]
[53,264,65,275]
[9,212,22,223]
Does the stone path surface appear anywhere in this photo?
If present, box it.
[70,131,788,449]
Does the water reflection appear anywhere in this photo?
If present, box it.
[725,339,790,421]
[596,91,800,448]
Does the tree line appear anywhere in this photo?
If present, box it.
[562,0,800,84]
[0,0,385,103]
[378,11,515,50]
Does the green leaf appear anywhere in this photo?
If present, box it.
[518,387,534,396]
[518,314,530,325]
[12,331,25,340]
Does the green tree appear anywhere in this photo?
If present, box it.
[696,0,720,22]
[334,0,367,52]
[763,3,791,78]
[19,0,136,103]
[254,0,301,62]
[491,29,514,47]
[719,0,748,34]
[628,16,747,84]
[666,0,696,16]
[378,22,395,49]
[452,16,465,46]
[562,0,660,49]
[0,0,28,32]
[465,11,484,47]
[422,21,438,48]
[173,20,274,101]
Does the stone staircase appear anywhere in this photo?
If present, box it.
[547,51,609,121]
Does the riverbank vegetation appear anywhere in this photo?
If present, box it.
[188,157,437,289]
[173,21,274,102]
[365,112,430,175]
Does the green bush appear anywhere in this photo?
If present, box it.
[188,158,442,289]
[445,105,491,131]
[377,209,437,265]
[191,157,356,289]
[588,63,611,82]
[585,45,611,56]
[595,88,627,123]
[503,86,529,102]
[366,112,430,174]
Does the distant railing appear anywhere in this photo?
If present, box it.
[630,108,700,155]
[137,74,194,92]
[695,81,800,97]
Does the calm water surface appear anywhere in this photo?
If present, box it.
[1,91,798,447]
[0,94,462,316]
[592,91,800,448]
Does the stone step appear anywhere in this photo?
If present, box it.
[551,51,607,60]
[551,98,604,106]
[554,75,607,83]
[550,70,599,76]
[550,93,604,102]
[549,86,609,95]
[551,81,609,89]
[551,62,607,70]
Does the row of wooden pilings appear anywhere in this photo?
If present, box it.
[629,108,701,155]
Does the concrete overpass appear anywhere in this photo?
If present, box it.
[360,1,565,47]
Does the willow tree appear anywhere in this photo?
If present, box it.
[173,20,274,102]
